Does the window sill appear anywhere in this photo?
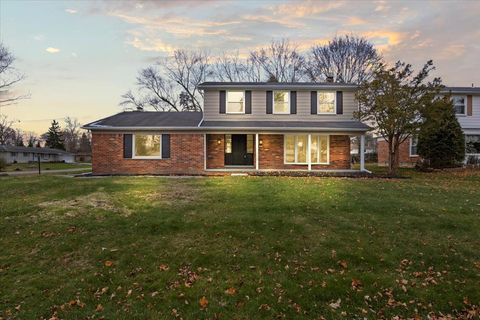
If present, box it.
[284,162,330,165]
[317,113,337,115]
[132,157,163,160]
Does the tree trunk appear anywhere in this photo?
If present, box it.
[387,140,398,176]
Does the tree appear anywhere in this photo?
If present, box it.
[78,132,91,153]
[0,43,29,106]
[0,114,15,145]
[13,128,24,146]
[355,60,442,176]
[307,35,381,84]
[63,117,81,152]
[45,120,65,150]
[417,97,465,168]
[26,132,38,147]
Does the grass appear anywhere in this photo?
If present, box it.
[1,162,91,172]
[0,168,479,319]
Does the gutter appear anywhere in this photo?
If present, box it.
[82,125,370,132]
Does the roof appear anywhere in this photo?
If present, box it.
[200,120,370,132]
[0,145,72,155]
[442,87,480,94]
[82,111,203,130]
[83,111,370,132]
[198,82,358,91]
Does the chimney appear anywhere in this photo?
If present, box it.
[326,75,334,83]
[472,83,475,88]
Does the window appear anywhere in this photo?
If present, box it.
[133,134,162,158]
[466,135,480,154]
[410,136,419,156]
[273,91,290,114]
[226,91,245,114]
[318,91,336,114]
[10,152,17,157]
[23,152,29,157]
[43,154,49,159]
[284,135,329,164]
[225,134,232,153]
[452,96,466,115]
[246,135,254,153]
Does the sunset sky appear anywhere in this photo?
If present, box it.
[1,0,479,134]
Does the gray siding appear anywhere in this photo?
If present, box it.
[203,90,358,121]
[457,95,480,130]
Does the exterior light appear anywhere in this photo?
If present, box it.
[217,138,222,144]
[259,139,263,146]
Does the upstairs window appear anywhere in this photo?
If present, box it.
[226,91,245,114]
[273,91,290,114]
[133,134,162,158]
[452,96,466,115]
[318,92,336,114]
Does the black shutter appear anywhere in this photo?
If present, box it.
[290,91,297,114]
[162,134,170,158]
[336,91,343,114]
[266,91,273,114]
[311,91,317,114]
[219,90,226,114]
[123,134,132,158]
[245,90,252,114]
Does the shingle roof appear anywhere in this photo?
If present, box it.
[82,111,203,129]
[198,82,358,90]
[0,145,72,155]
[200,120,370,132]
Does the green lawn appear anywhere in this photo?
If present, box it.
[1,162,91,172]
[0,169,479,319]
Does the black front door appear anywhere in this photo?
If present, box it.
[225,134,254,166]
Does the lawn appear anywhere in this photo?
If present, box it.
[0,169,479,319]
[1,162,91,172]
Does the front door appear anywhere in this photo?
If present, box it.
[225,134,254,166]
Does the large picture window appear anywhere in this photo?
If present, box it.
[284,135,329,164]
[466,135,480,154]
[318,92,336,114]
[273,91,290,114]
[452,96,466,115]
[133,134,162,158]
[226,91,245,114]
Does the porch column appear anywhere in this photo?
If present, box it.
[307,134,312,171]
[255,133,259,170]
[360,134,365,171]
[203,134,207,171]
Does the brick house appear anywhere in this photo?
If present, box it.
[83,82,371,175]
[377,87,480,167]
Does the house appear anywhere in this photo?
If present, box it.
[83,82,371,175]
[377,87,480,166]
[0,145,75,164]
[74,152,92,163]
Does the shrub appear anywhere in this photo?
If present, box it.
[0,157,6,171]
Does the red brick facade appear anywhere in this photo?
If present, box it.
[92,132,204,175]
[92,132,352,175]
[377,139,419,167]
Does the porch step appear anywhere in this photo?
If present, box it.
[230,173,249,176]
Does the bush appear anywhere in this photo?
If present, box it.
[0,158,6,171]
[417,97,465,168]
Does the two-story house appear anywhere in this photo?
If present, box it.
[377,87,480,166]
[83,82,370,175]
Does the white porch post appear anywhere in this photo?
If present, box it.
[203,133,207,171]
[307,134,312,171]
[360,134,365,171]
[255,133,259,170]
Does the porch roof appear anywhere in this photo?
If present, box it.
[199,120,370,132]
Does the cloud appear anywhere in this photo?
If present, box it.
[65,8,78,14]
[33,34,45,41]
[271,0,344,18]
[45,47,60,53]
[346,16,368,26]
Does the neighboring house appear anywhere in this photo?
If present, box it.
[0,145,75,164]
[75,152,92,163]
[377,87,480,166]
[83,82,371,175]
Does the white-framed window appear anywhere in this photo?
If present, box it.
[226,91,245,114]
[317,91,336,114]
[284,134,329,164]
[225,134,232,154]
[466,135,480,154]
[452,96,466,115]
[410,136,419,157]
[133,134,162,159]
[273,91,290,114]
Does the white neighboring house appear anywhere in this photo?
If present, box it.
[0,145,75,164]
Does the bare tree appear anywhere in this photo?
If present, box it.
[0,43,29,107]
[249,39,307,82]
[307,35,382,84]
[0,114,16,145]
[213,51,262,82]
[25,131,38,147]
[63,117,81,152]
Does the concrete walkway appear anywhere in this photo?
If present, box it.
[0,168,91,176]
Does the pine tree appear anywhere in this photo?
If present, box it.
[78,132,91,152]
[417,96,465,168]
[45,120,65,150]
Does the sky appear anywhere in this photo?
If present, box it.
[1,0,480,134]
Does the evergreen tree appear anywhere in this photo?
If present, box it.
[417,97,465,168]
[45,120,65,150]
[78,132,91,152]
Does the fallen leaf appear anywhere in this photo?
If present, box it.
[329,298,341,309]
[104,260,113,267]
[159,264,169,271]
[338,260,348,269]
[199,296,208,309]
[351,278,362,291]
[225,287,237,295]
[95,304,103,312]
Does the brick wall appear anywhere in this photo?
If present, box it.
[92,132,204,175]
[377,139,419,167]
[258,134,351,170]
[206,134,225,169]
